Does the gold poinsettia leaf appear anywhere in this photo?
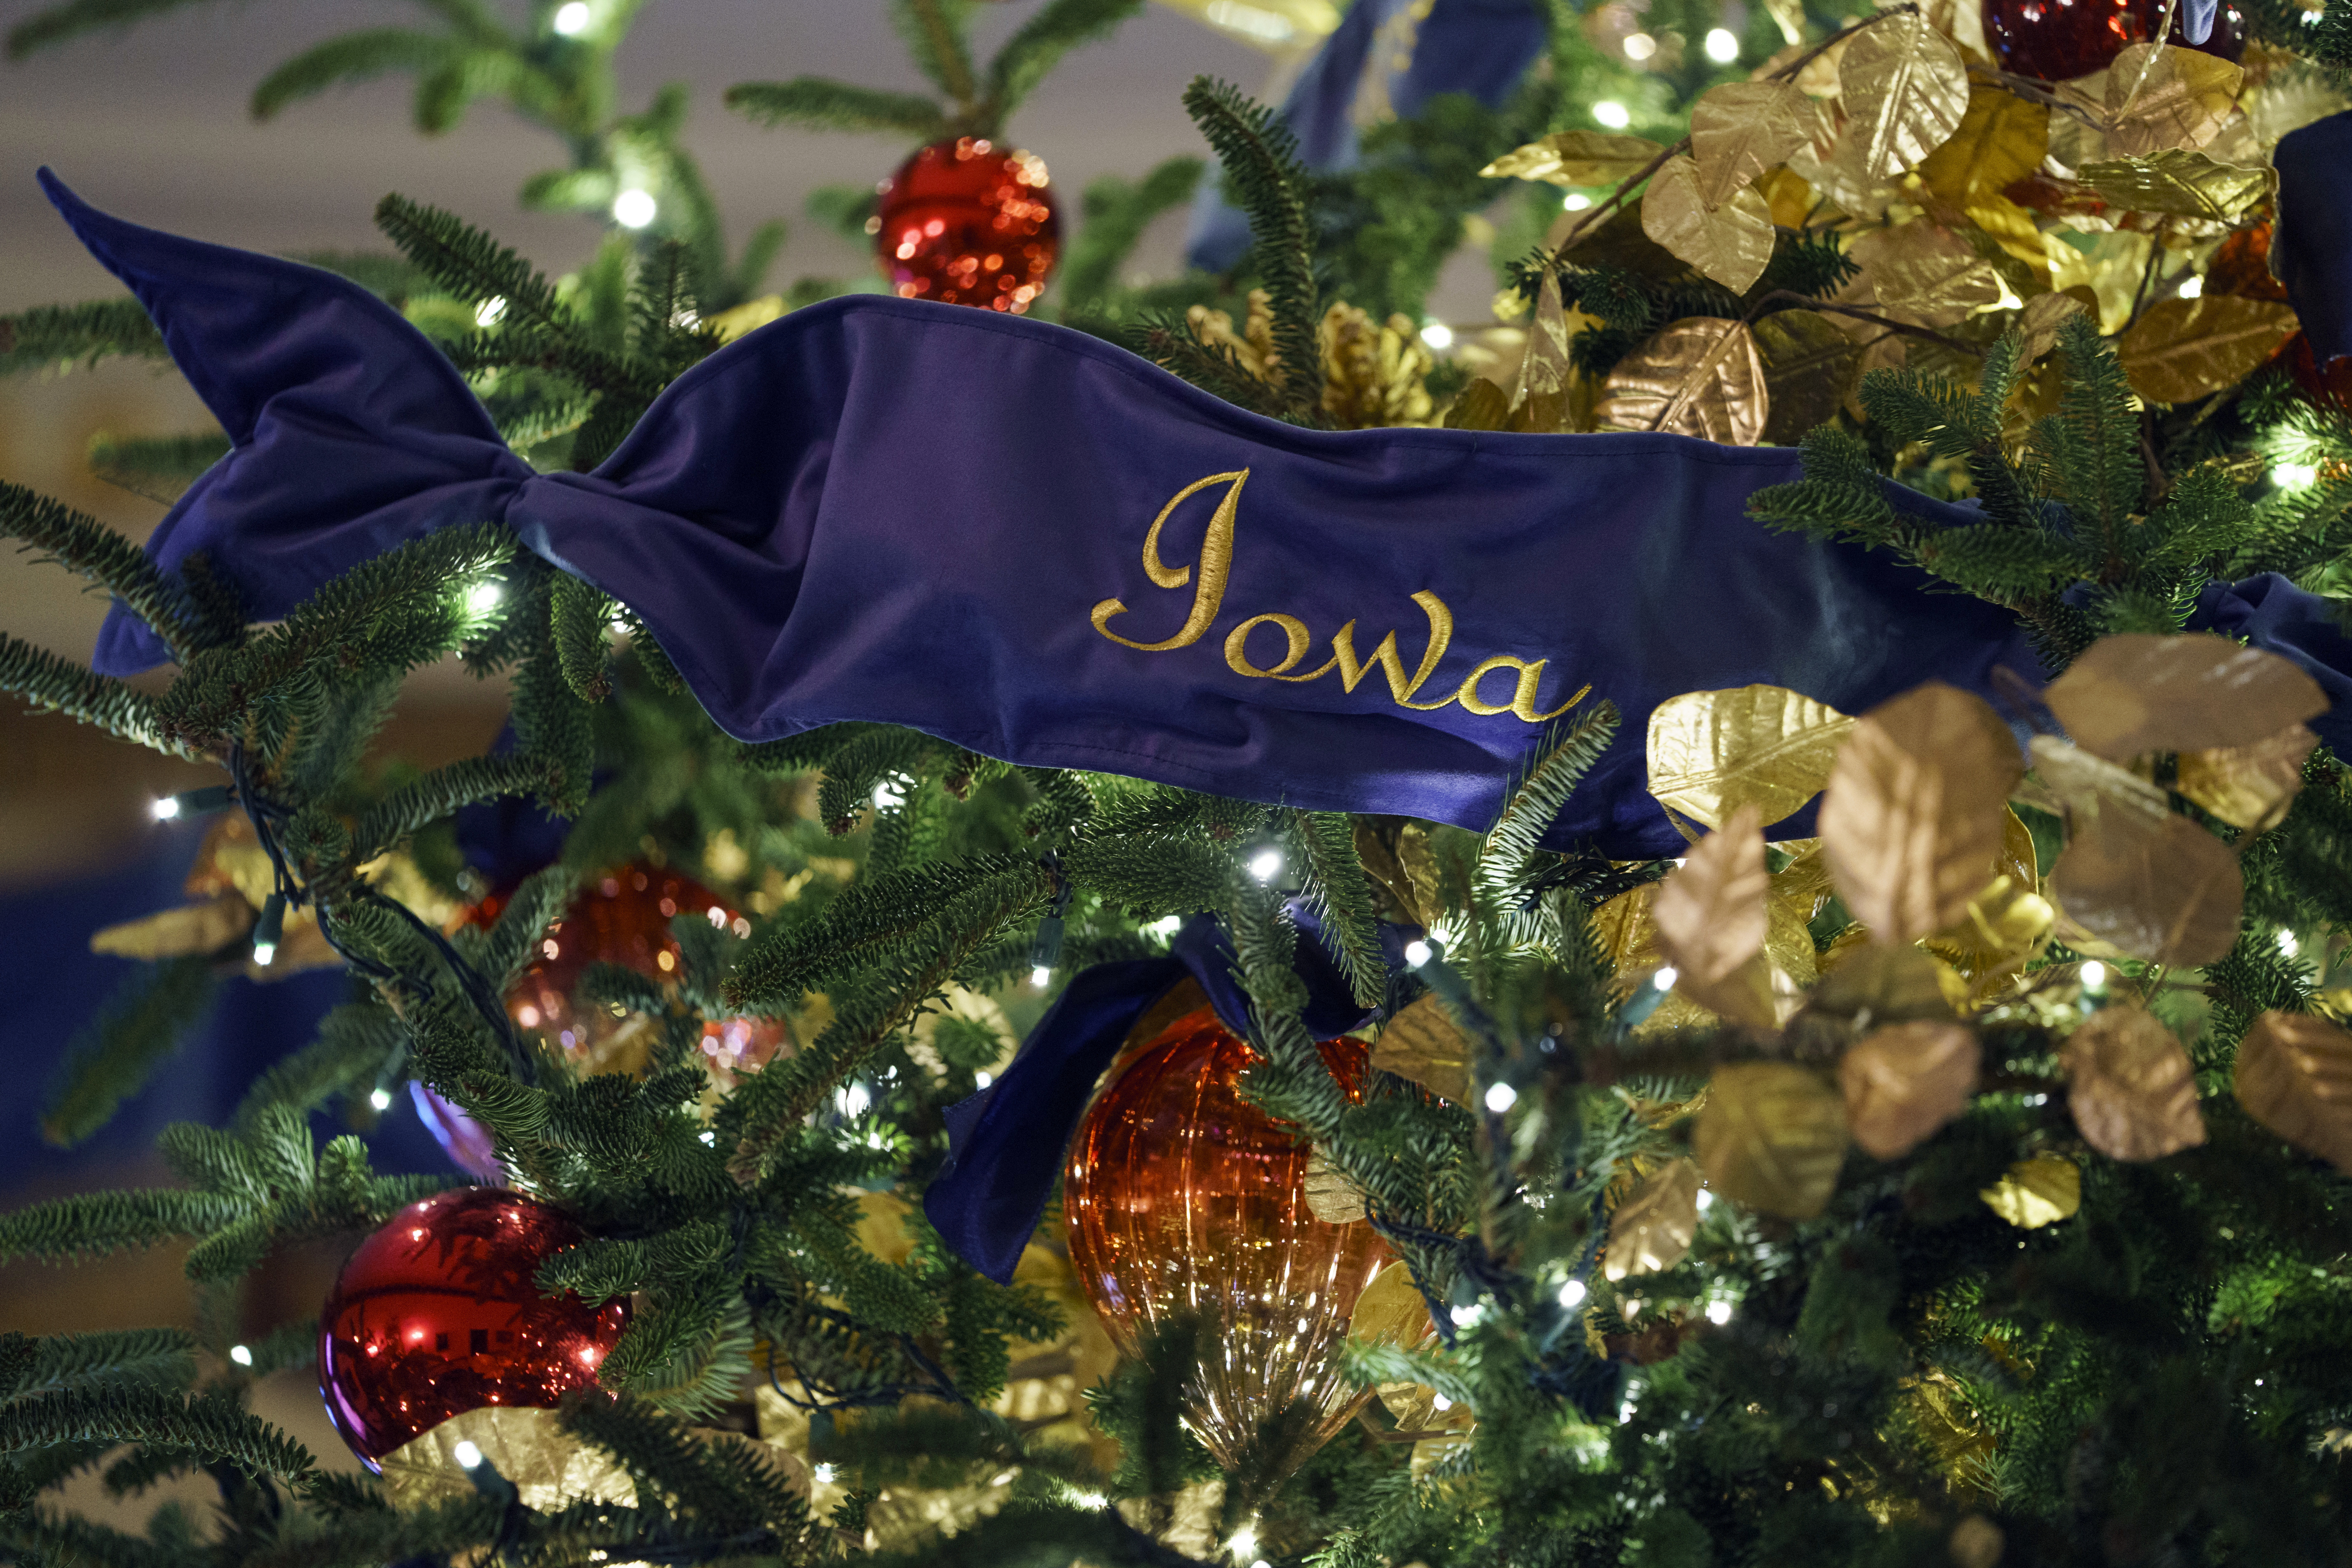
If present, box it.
[2018,291,2088,365]
[1593,883,1743,1034]
[88,893,253,961]
[2061,1006,2206,1161]
[1652,805,1775,1029]
[2234,1009,2352,1172]
[1754,311,1863,445]
[1352,1258,1437,1347]
[1443,376,1511,431]
[2119,295,2301,404]
[1508,269,1579,434]
[2103,43,2242,158]
[1840,1019,1980,1160]
[2043,633,2327,760]
[1647,685,1856,831]
[1481,130,1667,188]
[2048,807,2243,967]
[1918,81,2049,215]
[1603,1158,1703,1280]
[2075,148,2274,223]
[2176,723,2319,831]
[1978,1154,2080,1229]
[1772,837,1835,922]
[1640,158,1777,294]
[1807,946,1957,1031]
[1820,683,2026,946]
[1925,808,2043,961]
[1304,1149,1368,1224]
[1835,10,1970,178]
[1596,316,1769,444]
[1691,80,1825,207]
[1371,991,1472,1105]
[1838,223,2004,329]
[2025,733,2171,829]
[1693,1062,1849,1218]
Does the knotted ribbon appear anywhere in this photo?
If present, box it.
[36,171,2352,860]
[923,907,1416,1282]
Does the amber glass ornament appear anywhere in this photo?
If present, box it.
[1983,0,2242,81]
[1064,1005,1398,1478]
[463,861,783,1082]
[872,137,1059,313]
[318,1188,629,1470]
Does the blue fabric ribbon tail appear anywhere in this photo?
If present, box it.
[922,908,1412,1283]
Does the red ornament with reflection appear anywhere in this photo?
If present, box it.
[1983,0,2242,81]
[464,861,783,1084]
[318,1188,628,1469]
[1063,1005,1395,1480]
[872,137,1059,313]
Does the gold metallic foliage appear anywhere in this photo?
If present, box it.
[1646,683,1855,830]
[1595,316,1769,443]
[1603,1158,1703,1281]
[1694,1062,1848,1219]
[2060,1007,2206,1162]
[1979,1155,2081,1229]
[1840,1020,1980,1160]
[2234,1011,2352,1174]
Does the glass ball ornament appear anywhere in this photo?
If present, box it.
[1982,0,2242,82]
[318,1187,628,1470]
[1063,1005,1403,1480]
[872,137,1059,313]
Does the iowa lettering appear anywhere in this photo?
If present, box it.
[1089,468,1588,723]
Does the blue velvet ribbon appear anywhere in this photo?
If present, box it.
[1183,0,1550,273]
[923,906,1416,1283]
[2184,0,2217,45]
[35,171,2352,862]
[2275,110,2352,368]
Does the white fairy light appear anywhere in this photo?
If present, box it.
[1248,848,1283,882]
[612,188,657,229]
[466,581,502,614]
[453,1440,484,1470]
[1559,1278,1587,1309]
[1419,321,1454,350]
[369,1088,392,1111]
[1563,192,1593,211]
[1404,938,1433,968]
[1484,1081,1519,1113]
[1593,100,1631,129]
[1704,27,1740,61]
[1623,31,1657,59]
[553,2,592,35]
[474,296,508,327]
[228,1344,254,1367]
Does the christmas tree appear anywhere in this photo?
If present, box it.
[5,0,2352,1564]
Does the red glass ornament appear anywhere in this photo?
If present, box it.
[1983,0,2243,82]
[872,137,1059,313]
[318,1187,628,1469]
[462,861,785,1083]
[1063,1005,1395,1478]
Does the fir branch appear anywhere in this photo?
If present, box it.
[10,1330,197,1398]
[550,572,615,702]
[510,594,597,817]
[723,78,950,138]
[1476,702,1620,911]
[1180,78,1322,419]
[1061,836,1234,913]
[0,1387,313,1481]
[1059,157,1205,317]
[40,956,220,1148]
[350,752,562,866]
[85,431,231,507]
[372,193,570,329]
[1133,316,1297,421]
[1289,810,1388,1009]
[0,299,166,374]
[982,0,1142,123]
[0,1189,244,1265]
[249,29,455,120]
[616,607,689,695]
[0,1508,183,1568]
[891,0,980,109]
[0,632,189,755]
[727,854,1036,1009]
[562,1390,811,1537]
[0,479,201,657]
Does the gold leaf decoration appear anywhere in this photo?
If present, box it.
[1647,685,1856,831]
[2018,291,2088,364]
[1304,1150,1368,1224]
[1351,1259,1436,1346]
[2103,43,2242,158]
[1371,991,1472,1105]
[2048,808,2242,968]
[1511,268,1578,432]
[1917,81,2049,216]
[2026,733,2170,827]
[2061,1007,2206,1161]
[1640,157,1777,294]
[88,894,253,961]
[1755,311,1864,445]
[1808,945,1958,1026]
[1978,1154,2080,1229]
[1835,10,1970,178]
[2042,633,2327,760]
[2118,295,2302,405]
[2234,1010,2352,1173]
[1595,316,1769,444]
[1923,808,2049,969]
[1820,683,2026,945]
[1693,1062,1849,1219]
[1690,80,1825,207]
[1603,1159,1703,1280]
[2076,148,2274,223]
[2176,723,2319,831]
[1443,376,1511,431]
[1840,1020,1980,1159]
[1651,805,1775,1028]
[1837,222,2004,329]
[1481,130,1667,187]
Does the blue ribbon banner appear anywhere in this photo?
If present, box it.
[2275,110,2352,368]
[36,171,2352,861]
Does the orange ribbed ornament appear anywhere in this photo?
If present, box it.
[1063,1005,1392,1476]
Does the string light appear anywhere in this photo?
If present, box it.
[1623,31,1657,59]
[228,1344,253,1367]
[1484,1081,1519,1113]
[151,785,232,822]
[1654,966,1679,991]
[465,581,503,614]
[369,1088,392,1111]
[1419,321,1454,350]
[2275,461,2319,488]
[452,1440,484,1470]
[1559,1277,1587,1308]
[1404,938,1433,968]
[1563,192,1593,211]
[1248,848,1283,882]
[1706,1299,1734,1324]
[1032,964,1053,988]
[2177,274,2204,299]
[474,296,507,327]
[251,893,286,968]
[553,2,592,35]
[1704,27,1740,61]
[1593,100,1631,129]
[2081,960,2108,991]
[612,189,658,229]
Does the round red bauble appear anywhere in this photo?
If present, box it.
[1063,1004,1393,1479]
[873,137,1059,313]
[318,1188,628,1470]
[1983,0,2243,82]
